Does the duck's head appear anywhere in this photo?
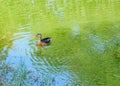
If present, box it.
[36,33,42,39]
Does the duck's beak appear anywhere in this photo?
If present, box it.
[36,34,39,38]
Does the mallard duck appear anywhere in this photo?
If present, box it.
[36,33,51,46]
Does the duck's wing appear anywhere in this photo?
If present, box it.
[41,37,51,43]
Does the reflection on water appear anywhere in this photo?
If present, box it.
[6,32,32,67]
[89,34,105,52]
[0,0,120,86]
[2,25,78,85]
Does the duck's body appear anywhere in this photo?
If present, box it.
[41,37,51,43]
[36,33,51,46]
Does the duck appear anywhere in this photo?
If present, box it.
[36,33,51,46]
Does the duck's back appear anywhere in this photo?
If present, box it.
[41,37,51,43]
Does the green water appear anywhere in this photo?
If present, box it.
[0,0,120,86]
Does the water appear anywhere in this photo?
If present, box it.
[0,0,120,86]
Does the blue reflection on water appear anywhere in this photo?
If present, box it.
[2,30,78,85]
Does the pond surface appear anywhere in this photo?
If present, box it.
[0,0,120,86]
